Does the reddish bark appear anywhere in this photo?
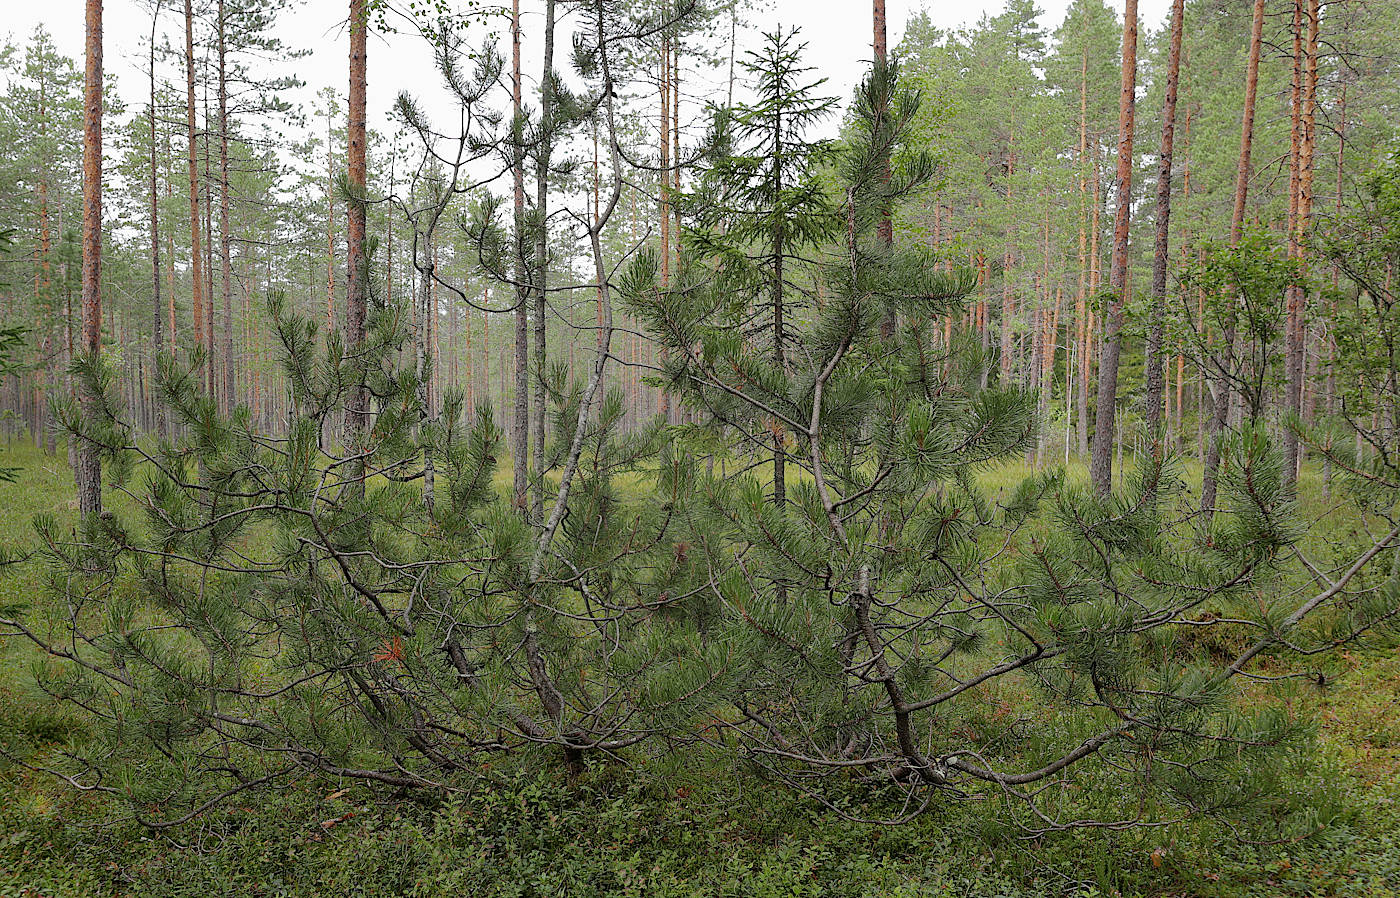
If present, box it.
[1283,0,1320,486]
[78,0,104,517]
[217,0,234,412]
[1089,0,1138,495]
[184,0,205,377]
[346,0,369,460]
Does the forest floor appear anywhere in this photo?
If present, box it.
[1,441,1399,897]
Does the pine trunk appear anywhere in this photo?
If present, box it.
[327,105,336,332]
[658,31,671,424]
[530,0,557,524]
[1143,0,1184,439]
[510,0,530,512]
[874,0,895,342]
[184,0,205,383]
[1074,48,1088,457]
[346,0,369,476]
[1001,141,1016,385]
[1202,0,1266,519]
[78,0,104,518]
[202,85,216,398]
[217,0,234,412]
[148,4,165,438]
[1089,0,1138,495]
[1283,0,1319,488]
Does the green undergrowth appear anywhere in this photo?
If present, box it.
[1,729,1398,897]
[1,442,1398,897]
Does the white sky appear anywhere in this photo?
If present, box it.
[7,0,1172,144]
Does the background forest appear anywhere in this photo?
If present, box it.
[4,0,1400,895]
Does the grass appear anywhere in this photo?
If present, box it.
[2,440,1399,896]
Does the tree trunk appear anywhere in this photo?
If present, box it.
[772,97,786,510]
[1001,142,1016,385]
[1081,145,1102,459]
[658,31,672,424]
[184,0,205,386]
[727,0,737,107]
[1074,48,1088,458]
[203,81,216,397]
[1324,38,1350,498]
[165,128,177,356]
[217,0,234,413]
[530,0,557,525]
[1202,0,1266,519]
[874,0,895,343]
[148,0,165,439]
[327,102,336,332]
[77,0,104,518]
[673,33,682,274]
[35,75,52,453]
[415,231,436,511]
[510,0,530,512]
[1089,0,1138,495]
[1282,0,1319,489]
[346,0,369,482]
[483,303,491,420]
[1143,0,1184,440]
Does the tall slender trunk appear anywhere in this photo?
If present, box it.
[874,0,895,343]
[1283,0,1319,487]
[165,128,177,356]
[148,1,165,438]
[482,302,491,418]
[727,0,737,107]
[346,0,369,477]
[327,103,336,332]
[510,0,530,511]
[672,34,681,264]
[415,229,436,511]
[386,134,395,313]
[530,0,557,524]
[217,0,234,412]
[1143,0,1184,440]
[1202,0,1266,519]
[202,83,216,398]
[184,0,205,382]
[1324,42,1349,498]
[1089,0,1138,495]
[78,0,104,518]
[673,37,683,409]
[772,101,786,510]
[1001,140,1016,385]
[1036,198,1057,463]
[35,76,53,453]
[657,30,672,424]
[1081,146,1102,458]
[593,119,607,422]
[1074,47,1089,457]
[1176,104,1192,451]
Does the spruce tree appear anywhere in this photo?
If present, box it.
[683,26,836,512]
